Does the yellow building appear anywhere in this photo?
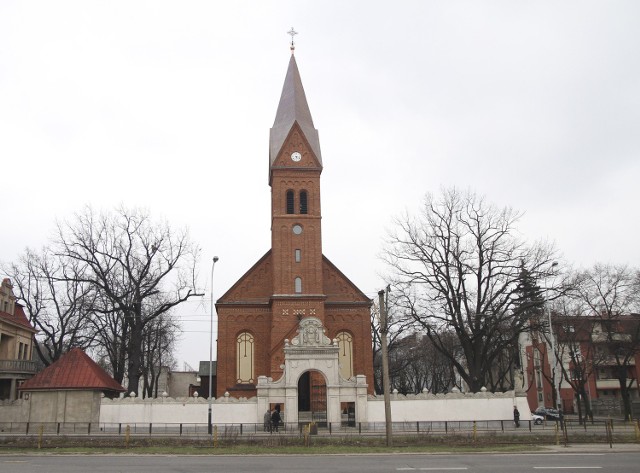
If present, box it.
[0,278,37,400]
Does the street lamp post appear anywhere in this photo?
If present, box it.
[209,256,219,435]
[547,308,561,411]
[546,261,561,411]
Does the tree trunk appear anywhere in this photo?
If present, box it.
[126,308,144,395]
[618,375,633,420]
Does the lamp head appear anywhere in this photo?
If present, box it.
[213,256,219,263]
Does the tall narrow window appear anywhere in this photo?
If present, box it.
[286,190,294,214]
[299,190,308,214]
[295,249,301,262]
[336,331,354,380]
[236,332,255,384]
[294,277,302,293]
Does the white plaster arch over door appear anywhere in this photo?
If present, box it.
[256,317,369,426]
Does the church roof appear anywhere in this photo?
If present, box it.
[19,348,125,392]
[269,54,322,166]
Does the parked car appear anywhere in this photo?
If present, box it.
[534,407,561,421]
[531,413,544,425]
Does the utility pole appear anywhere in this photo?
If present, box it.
[209,256,219,435]
[378,287,393,447]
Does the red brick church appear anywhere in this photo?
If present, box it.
[215,48,374,417]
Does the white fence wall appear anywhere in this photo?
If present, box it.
[99,396,257,425]
[367,392,531,422]
[98,391,529,425]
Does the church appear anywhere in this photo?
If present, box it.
[215,45,374,425]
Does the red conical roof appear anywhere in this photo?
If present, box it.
[19,348,125,392]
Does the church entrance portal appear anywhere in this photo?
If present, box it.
[297,370,327,426]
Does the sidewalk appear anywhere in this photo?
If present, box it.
[541,443,640,453]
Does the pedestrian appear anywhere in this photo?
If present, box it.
[271,404,282,433]
[513,406,520,428]
[264,408,271,432]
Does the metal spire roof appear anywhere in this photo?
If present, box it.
[269,54,322,165]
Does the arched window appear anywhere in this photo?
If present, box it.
[294,277,302,294]
[236,332,254,384]
[299,190,308,214]
[286,190,295,214]
[336,331,354,380]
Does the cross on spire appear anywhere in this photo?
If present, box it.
[287,27,298,53]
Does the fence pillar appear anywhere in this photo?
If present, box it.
[149,423,152,435]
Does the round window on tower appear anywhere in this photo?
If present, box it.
[292,224,303,235]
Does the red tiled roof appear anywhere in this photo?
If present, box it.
[19,348,125,392]
[0,304,36,332]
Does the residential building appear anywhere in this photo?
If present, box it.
[0,278,37,400]
[520,313,640,414]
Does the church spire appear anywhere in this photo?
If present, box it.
[269,50,322,167]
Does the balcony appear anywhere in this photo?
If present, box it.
[592,332,631,343]
[595,378,637,390]
[0,359,38,375]
[597,356,636,366]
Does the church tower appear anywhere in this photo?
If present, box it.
[215,47,374,400]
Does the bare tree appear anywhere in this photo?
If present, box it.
[54,206,202,394]
[89,297,129,384]
[575,264,640,420]
[370,295,413,394]
[141,312,180,398]
[383,188,564,392]
[552,310,599,423]
[4,247,96,365]
[388,331,458,394]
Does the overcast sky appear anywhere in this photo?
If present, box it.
[2,1,638,370]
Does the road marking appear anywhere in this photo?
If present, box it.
[420,469,468,471]
[396,469,468,471]
[493,454,604,456]
[533,468,602,470]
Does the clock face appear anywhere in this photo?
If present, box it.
[291,151,302,162]
[292,224,303,235]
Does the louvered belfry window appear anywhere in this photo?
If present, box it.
[286,190,294,214]
[300,190,308,214]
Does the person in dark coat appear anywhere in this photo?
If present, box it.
[271,404,282,433]
[513,406,520,427]
[264,409,272,432]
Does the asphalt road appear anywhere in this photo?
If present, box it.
[2,452,640,473]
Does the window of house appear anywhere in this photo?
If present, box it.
[286,190,295,214]
[236,332,255,384]
[294,277,302,293]
[336,331,354,380]
[18,342,23,360]
[295,249,301,263]
[299,190,308,214]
